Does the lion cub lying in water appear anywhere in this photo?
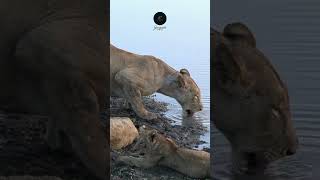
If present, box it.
[117,126,210,178]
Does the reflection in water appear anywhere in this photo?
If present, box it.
[182,116,200,127]
[213,0,318,179]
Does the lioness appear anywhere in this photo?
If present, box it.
[118,126,210,178]
[212,23,299,172]
[110,44,203,120]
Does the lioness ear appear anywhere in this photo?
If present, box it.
[180,69,190,76]
[223,22,256,48]
[215,43,252,94]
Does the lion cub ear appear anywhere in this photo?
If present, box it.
[149,131,157,142]
[180,69,190,76]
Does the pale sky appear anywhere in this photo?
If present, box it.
[110,0,210,66]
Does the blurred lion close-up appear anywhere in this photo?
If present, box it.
[211,22,299,172]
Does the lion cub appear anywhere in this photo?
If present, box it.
[117,126,210,178]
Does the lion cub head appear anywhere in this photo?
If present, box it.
[138,125,178,154]
[212,23,299,171]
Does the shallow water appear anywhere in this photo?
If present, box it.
[212,0,319,179]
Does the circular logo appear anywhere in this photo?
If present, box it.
[154,12,167,25]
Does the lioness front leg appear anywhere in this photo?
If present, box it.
[118,155,161,169]
[129,94,158,120]
[115,69,158,120]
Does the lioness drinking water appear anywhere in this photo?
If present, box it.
[212,23,299,172]
[118,126,210,178]
[110,44,203,120]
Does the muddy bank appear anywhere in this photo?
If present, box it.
[110,96,209,180]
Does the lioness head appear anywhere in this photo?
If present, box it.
[212,23,298,171]
[168,69,203,117]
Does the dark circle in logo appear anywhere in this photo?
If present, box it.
[154,12,167,25]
